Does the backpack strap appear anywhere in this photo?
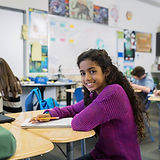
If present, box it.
[33,88,42,101]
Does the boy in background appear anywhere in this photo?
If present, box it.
[130,66,155,104]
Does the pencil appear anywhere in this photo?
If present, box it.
[37,117,59,120]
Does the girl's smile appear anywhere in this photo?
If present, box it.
[79,59,107,94]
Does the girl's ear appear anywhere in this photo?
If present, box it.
[105,69,110,79]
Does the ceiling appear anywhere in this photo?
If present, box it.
[137,0,160,7]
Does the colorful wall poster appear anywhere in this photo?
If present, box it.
[29,45,48,73]
[28,8,48,73]
[69,0,93,21]
[93,5,108,25]
[49,0,69,17]
[136,32,152,53]
[123,61,134,80]
[124,29,136,61]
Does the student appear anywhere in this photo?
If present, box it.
[0,126,16,159]
[30,49,146,160]
[0,58,22,113]
[130,66,155,103]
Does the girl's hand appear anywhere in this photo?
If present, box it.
[29,114,51,123]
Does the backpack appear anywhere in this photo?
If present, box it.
[0,126,16,159]
[25,88,59,111]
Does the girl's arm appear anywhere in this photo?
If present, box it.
[71,85,129,131]
[43,100,85,118]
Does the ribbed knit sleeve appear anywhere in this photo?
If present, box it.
[43,100,85,118]
[71,84,131,131]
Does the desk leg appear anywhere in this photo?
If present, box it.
[66,142,74,160]
[66,85,71,106]
[81,139,86,155]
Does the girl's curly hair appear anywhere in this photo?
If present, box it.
[77,49,147,142]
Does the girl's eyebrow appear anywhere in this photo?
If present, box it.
[80,67,95,72]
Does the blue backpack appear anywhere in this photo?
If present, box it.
[25,88,59,111]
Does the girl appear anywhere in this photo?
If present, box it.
[31,49,146,160]
[0,58,22,113]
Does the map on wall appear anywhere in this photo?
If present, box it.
[48,15,117,75]
[136,32,152,53]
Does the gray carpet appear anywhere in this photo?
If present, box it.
[30,103,160,160]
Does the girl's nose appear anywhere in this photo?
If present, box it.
[85,72,92,80]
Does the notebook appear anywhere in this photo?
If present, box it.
[0,114,15,123]
[21,117,73,128]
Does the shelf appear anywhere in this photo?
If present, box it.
[151,71,160,73]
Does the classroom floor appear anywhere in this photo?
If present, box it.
[30,102,160,160]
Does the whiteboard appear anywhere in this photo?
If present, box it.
[48,15,117,75]
[0,8,25,78]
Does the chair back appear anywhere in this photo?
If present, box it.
[73,87,84,103]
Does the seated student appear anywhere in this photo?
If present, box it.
[30,49,147,160]
[130,66,155,103]
[0,126,16,159]
[0,58,22,113]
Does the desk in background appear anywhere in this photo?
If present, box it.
[0,123,54,160]
[21,81,77,106]
[7,110,95,160]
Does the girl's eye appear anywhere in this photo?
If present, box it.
[80,72,85,76]
[90,70,96,74]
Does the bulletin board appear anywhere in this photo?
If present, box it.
[28,8,48,73]
[48,15,118,75]
[0,7,25,78]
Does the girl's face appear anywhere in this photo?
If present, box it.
[79,59,107,94]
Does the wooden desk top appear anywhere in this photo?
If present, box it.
[134,89,142,92]
[65,88,75,93]
[0,123,54,160]
[7,110,95,143]
[148,95,160,101]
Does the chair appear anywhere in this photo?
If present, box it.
[73,87,84,104]
[72,87,86,155]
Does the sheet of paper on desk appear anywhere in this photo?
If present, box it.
[21,117,73,128]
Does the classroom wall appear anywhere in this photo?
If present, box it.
[0,0,160,75]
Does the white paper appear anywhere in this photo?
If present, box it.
[21,117,73,128]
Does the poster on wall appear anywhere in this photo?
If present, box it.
[93,5,108,25]
[28,8,48,73]
[124,29,136,61]
[109,5,119,26]
[136,32,152,53]
[49,0,69,17]
[69,0,93,21]
[123,61,134,80]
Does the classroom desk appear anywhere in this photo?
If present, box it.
[0,123,54,160]
[134,89,142,92]
[7,110,95,160]
[148,95,160,150]
[21,81,77,105]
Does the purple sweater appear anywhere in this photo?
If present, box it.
[44,84,142,160]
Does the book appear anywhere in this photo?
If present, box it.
[0,114,15,123]
[21,117,73,128]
